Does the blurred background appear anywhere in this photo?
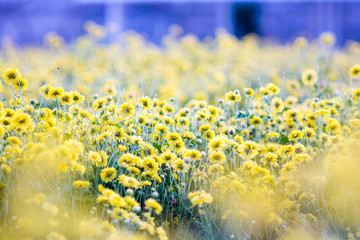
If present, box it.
[0,0,359,46]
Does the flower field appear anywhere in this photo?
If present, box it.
[1,24,360,240]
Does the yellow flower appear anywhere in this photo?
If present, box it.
[156,226,168,240]
[13,77,28,91]
[225,91,241,102]
[92,97,107,111]
[100,167,117,183]
[320,32,335,45]
[118,174,140,189]
[142,156,159,173]
[267,131,280,139]
[272,97,284,112]
[89,150,108,167]
[139,96,153,109]
[118,153,141,167]
[265,83,280,96]
[350,65,360,78]
[2,68,21,85]
[119,102,135,116]
[103,83,117,97]
[7,136,21,145]
[172,159,185,171]
[244,88,254,97]
[60,92,74,105]
[260,152,278,166]
[163,104,175,114]
[209,151,226,164]
[40,85,53,99]
[301,69,318,86]
[303,127,316,140]
[188,190,213,207]
[160,151,176,163]
[11,113,32,132]
[289,130,303,141]
[250,116,262,126]
[145,198,163,214]
[49,87,64,100]
[236,141,260,159]
[167,132,181,143]
[1,163,11,174]
[184,149,201,161]
[71,161,85,174]
[46,231,66,240]
[71,91,85,104]
[208,137,226,152]
[73,180,90,189]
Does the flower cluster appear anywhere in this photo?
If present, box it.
[1,26,360,240]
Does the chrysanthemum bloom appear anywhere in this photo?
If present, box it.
[60,92,74,105]
[103,83,117,97]
[167,132,181,143]
[119,102,135,116]
[289,130,303,142]
[163,103,175,114]
[265,83,280,96]
[49,87,64,100]
[226,91,241,102]
[11,113,32,132]
[303,127,316,140]
[301,69,318,86]
[71,91,85,104]
[188,190,213,207]
[172,159,185,171]
[142,156,159,173]
[139,96,153,109]
[209,151,226,164]
[208,137,226,152]
[13,77,28,91]
[236,141,260,159]
[250,116,262,126]
[2,68,21,85]
[145,198,163,214]
[89,150,107,167]
[92,97,107,111]
[244,88,254,97]
[320,32,336,45]
[272,97,284,112]
[118,174,140,189]
[73,180,90,189]
[184,149,201,161]
[349,65,360,79]
[100,167,116,183]
[40,85,53,99]
[118,153,141,167]
[261,152,278,166]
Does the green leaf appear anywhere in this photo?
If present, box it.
[64,133,72,140]
[153,143,162,153]
[347,99,353,107]
[65,114,70,122]
[282,107,290,112]
[279,135,289,144]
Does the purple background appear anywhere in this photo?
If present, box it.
[0,0,359,45]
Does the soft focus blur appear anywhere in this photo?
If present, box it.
[1,0,360,45]
[3,1,360,240]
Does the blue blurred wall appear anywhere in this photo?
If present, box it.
[0,0,359,45]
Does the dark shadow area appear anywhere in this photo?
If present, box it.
[232,3,260,38]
